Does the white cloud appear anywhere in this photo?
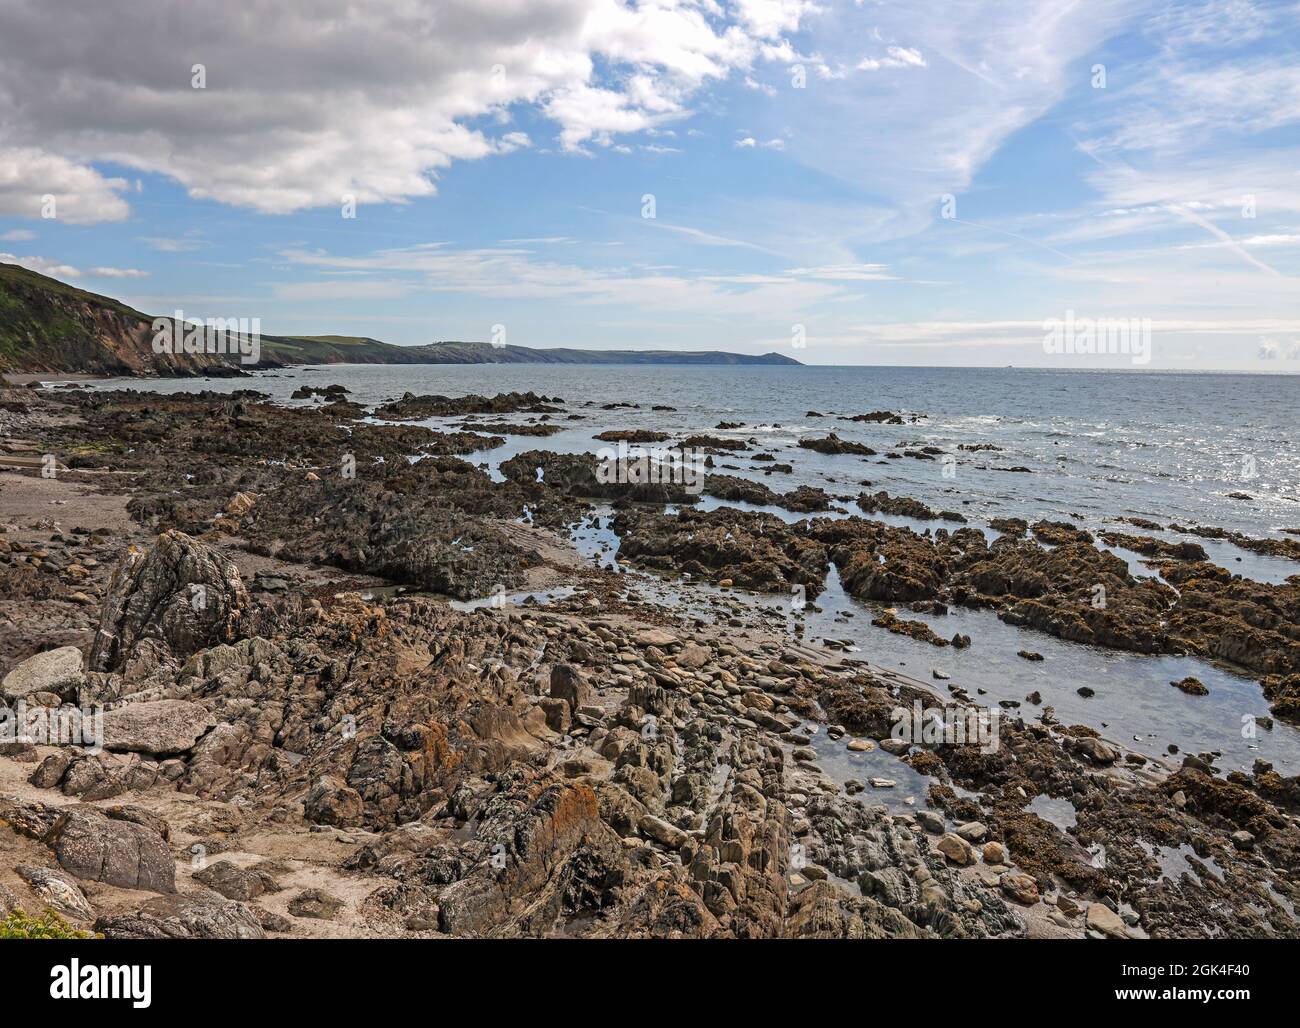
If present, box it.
[0,0,814,212]
[278,240,847,319]
[88,266,149,278]
[1,229,35,241]
[858,45,927,71]
[0,252,81,278]
[0,147,130,224]
[0,252,147,280]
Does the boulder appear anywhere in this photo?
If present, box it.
[192,860,277,902]
[1070,736,1119,765]
[101,699,216,756]
[936,832,975,866]
[639,813,689,849]
[1086,902,1128,938]
[916,810,945,834]
[635,628,678,648]
[999,871,1040,905]
[303,775,364,827]
[1,646,84,702]
[96,893,264,939]
[675,642,711,669]
[549,664,591,713]
[48,808,176,894]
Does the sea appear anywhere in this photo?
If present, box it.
[78,364,1300,773]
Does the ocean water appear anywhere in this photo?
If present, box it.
[80,364,1300,771]
[89,363,1300,542]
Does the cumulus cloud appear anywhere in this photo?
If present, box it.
[0,252,82,278]
[0,252,150,281]
[0,0,814,216]
[0,147,131,223]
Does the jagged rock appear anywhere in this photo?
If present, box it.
[303,775,364,827]
[14,864,96,921]
[90,530,249,672]
[96,893,265,939]
[549,664,591,712]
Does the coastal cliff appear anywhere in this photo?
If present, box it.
[0,262,801,376]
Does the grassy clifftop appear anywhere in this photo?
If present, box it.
[0,262,802,373]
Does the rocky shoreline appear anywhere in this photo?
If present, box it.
[1,381,1298,939]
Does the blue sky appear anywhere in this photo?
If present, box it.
[1,0,1298,368]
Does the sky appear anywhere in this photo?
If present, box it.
[0,0,1298,369]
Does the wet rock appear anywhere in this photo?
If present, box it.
[798,433,876,456]
[1068,736,1119,765]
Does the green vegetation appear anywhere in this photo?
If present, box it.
[0,262,146,317]
[0,259,803,372]
[0,908,98,939]
[0,261,151,373]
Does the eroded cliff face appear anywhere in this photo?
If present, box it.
[0,270,244,376]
